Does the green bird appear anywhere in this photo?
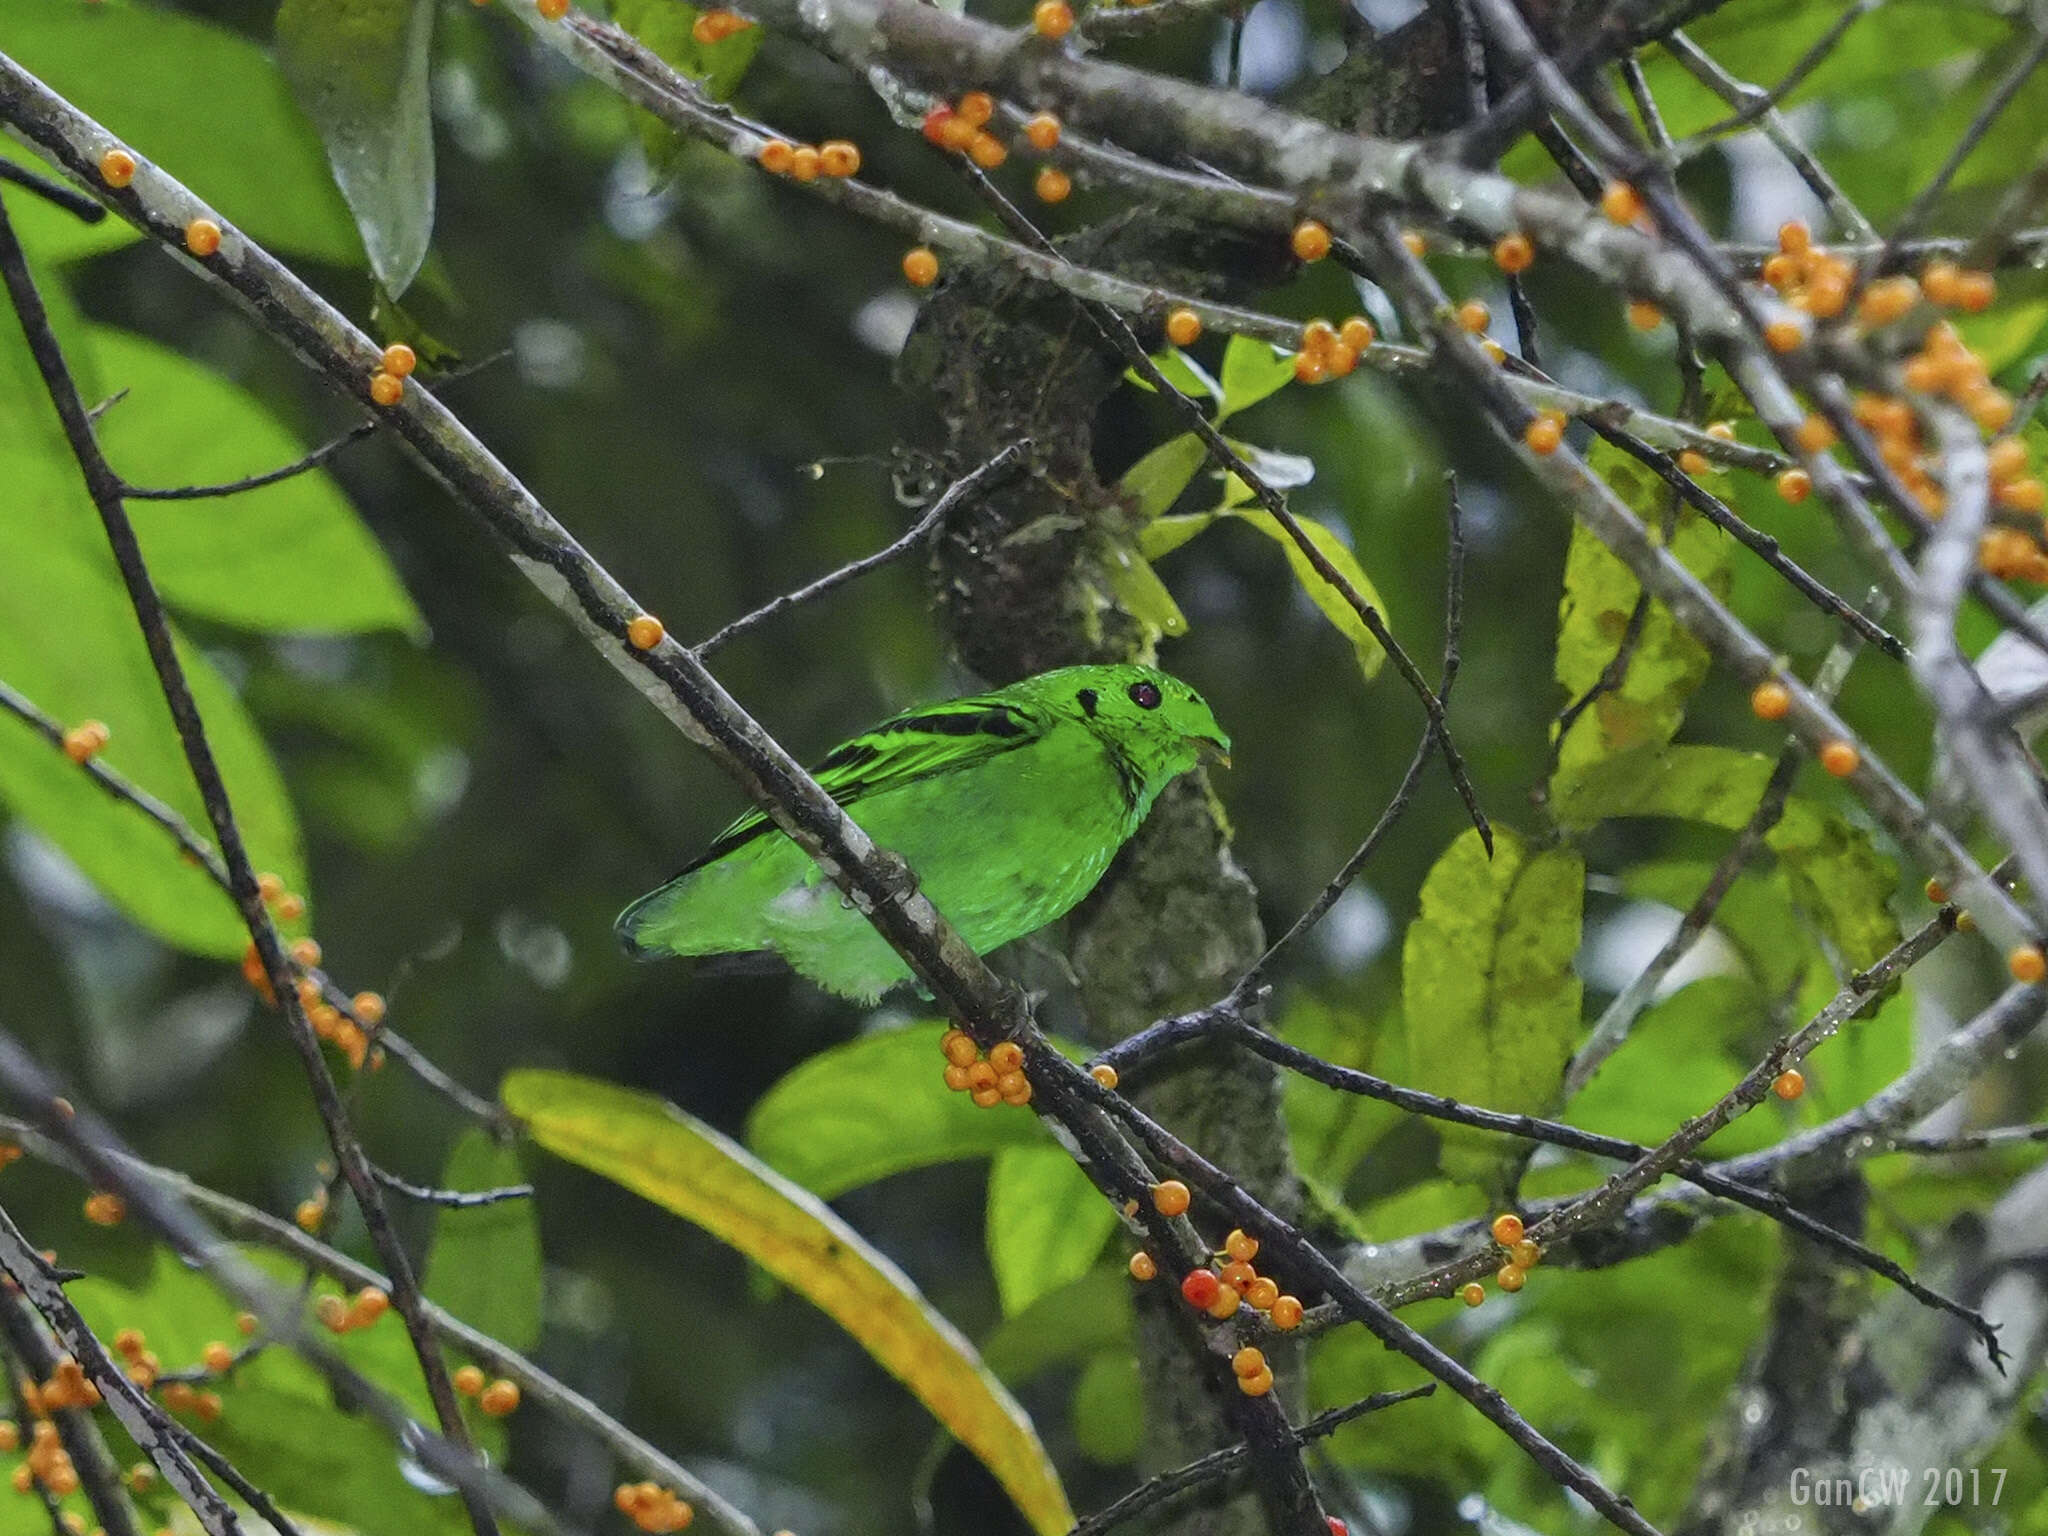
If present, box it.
[616,663,1230,1000]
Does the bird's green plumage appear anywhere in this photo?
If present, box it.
[616,664,1229,999]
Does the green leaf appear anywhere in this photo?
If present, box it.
[69,1249,469,1536]
[1138,511,1215,561]
[1401,827,1584,1181]
[90,326,421,635]
[745,1023,1045,1198]
[1278,996,1402,1198]
[1070,1352,1143,1465]
[0,487,307,957]
[506,1069,1073,1536]
[1232,510,1388,679]
[1118,433,1207,521]
[1125,348,1222,404]
[609,0,767,103]
[1550,440,1730,824]
[276,0,437,295]
[1101,538,1189,641]
[979,1269,1133,1388]
[985,1144,1117,1317]
[1765,801,1902,972]
[424,1131,543,1355]
[3,0,361,266]
[1217,441,1315,508]
[1216,334,1297,420]
[1549,744,1773,831]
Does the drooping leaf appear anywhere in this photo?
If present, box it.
[1118,432,1207,521]
[1101,538,1189,642]
[1216,334,1297,420]
[506,1070,1073,1535]
[424,1131,543,1355]
[978,1268,1134,1388]
[1765,801,1903,973]
[276,0,437,295]
[3,0,361,265]
[1550,439,1730,824]
[1401,827,1584,1181]
[1549,744,1773,832]
[90,326,422,635]
[985,1144,1117,1318]
[1069,1352,1143,1465]
[745,1023,1045,1198]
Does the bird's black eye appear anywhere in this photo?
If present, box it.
[1129,681,1162,710]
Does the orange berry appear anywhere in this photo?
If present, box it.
[1960,910,1979,934]
[1492,233,1534,273]
[1771,1068,1805,1100]
[1338,316,1374,353]
[184,219,221,258]
[1819,740,1859,777]
[1033,166,1071,203]
[1858,277,1918,326]
[1400,229,1426,257]
[454,1365,486,1396]
[1600,182,1642,224]
[1220,1260,1256,1291]
[479,1379,521,1416]
[1164,308,1202,347]
[1128,1251,1157,1281]
[1777,467,1813,502]
[1496,1264,1526,1293]
[1457,299,1491,334]
[369,371,403,407]
[1033,0,1074,37]
[993,1070,1028,1098]
[2010,946,2046,984]
[988,1041,1024,1073]
[201,1342,233,1373]
[1231,1346,1266,1379]
[942,1064,972,1091]
[1926,878,1950,905]
[1460,1281,1485,1307]
[235,1312,258,1336]
[1794,415,1836,454]
[939,115,978,152]
[1627,299,1663,331]
[941,1029,979,1067]
[295,1197,325,1232]
[1290,220,1331,262]
[921,105,955,145]
[1777,220,1811,256]
[289,937,322,968]
[957,91,995,127]
[1764,319,1805,352]
[1237,1365,1274,1396]
[1921,261,1963,306]
[376,344,417,383]
[1089,1062,1119,1089]
[194,1391,222,1421]
[819,141,860,178]
[83,1192,124,1226]
[1225,1228,1258,1262]
[256,871,284,903]
[1205,1283,1241,1319]
[1954,270,1996,313]
[1024,113,1060,151]
[902,248,939,287]
[968,133,1008,169]
[1996,478,2046,513]
[1509,1239,1541,1268]
[1678,450,1709,475]
[1269,1294,1303,1329]
[966,1061,997,1091]
[1970,389,2016,434]
[1481,338,1507,363]
[315,1294,349,1332]
[1706,421,1736,441]
[1762,253,1799,292]
[758,139,796,174]
[1152,1180,1191,1217]
[1988,438,2029,482]
[61,721,107,764]
[351,1286,390,1325]
[623,613,666,651]
[1523,417,1562,456]
[276,892,306,921]
[1292,351,1326,385]
[1750,681,1792,721]
[351,991,386,1026]
[99,149,136,188]
[1490,1214,1523,1246]
[537,0,569,17]
[970,1088,1000,1114]
[1245,1277,1279,1310]
[789,145,821,182]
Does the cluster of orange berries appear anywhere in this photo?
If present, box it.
[60,720,108,765]
[1458,1213,1541,1305]
[369,342,417,409]
[1137,1218,1308,1338]
[939,1029,1032,1107]
[7,1418,80,1498]
[616,1481,696,1532]
[454,1364,523,1416]
[757,139,861,183]
[313,1286,392,1335]
[30,1357,100,1415]
[690,9,753,43]
[1291,316,1377,385]
[921,92,1013,170]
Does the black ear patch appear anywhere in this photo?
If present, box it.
[1076,688,1098,717]
[1129,680,1162,710]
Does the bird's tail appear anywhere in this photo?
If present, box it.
[614,847,791,959]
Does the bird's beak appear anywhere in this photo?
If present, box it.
[1199,736,1232,770]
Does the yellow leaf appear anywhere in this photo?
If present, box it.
[1231,511,1388,678]
[502,1071,1073,1535]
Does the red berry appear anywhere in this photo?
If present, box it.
[1180,1270,1220,1309]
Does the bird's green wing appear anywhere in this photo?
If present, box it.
[685,694,1052,873]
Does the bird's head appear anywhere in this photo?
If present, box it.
[1054,664,1231,782]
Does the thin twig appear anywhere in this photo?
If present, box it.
[371,1166,535,1207]
[0,156,108,221]
[693,441,1027,656]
